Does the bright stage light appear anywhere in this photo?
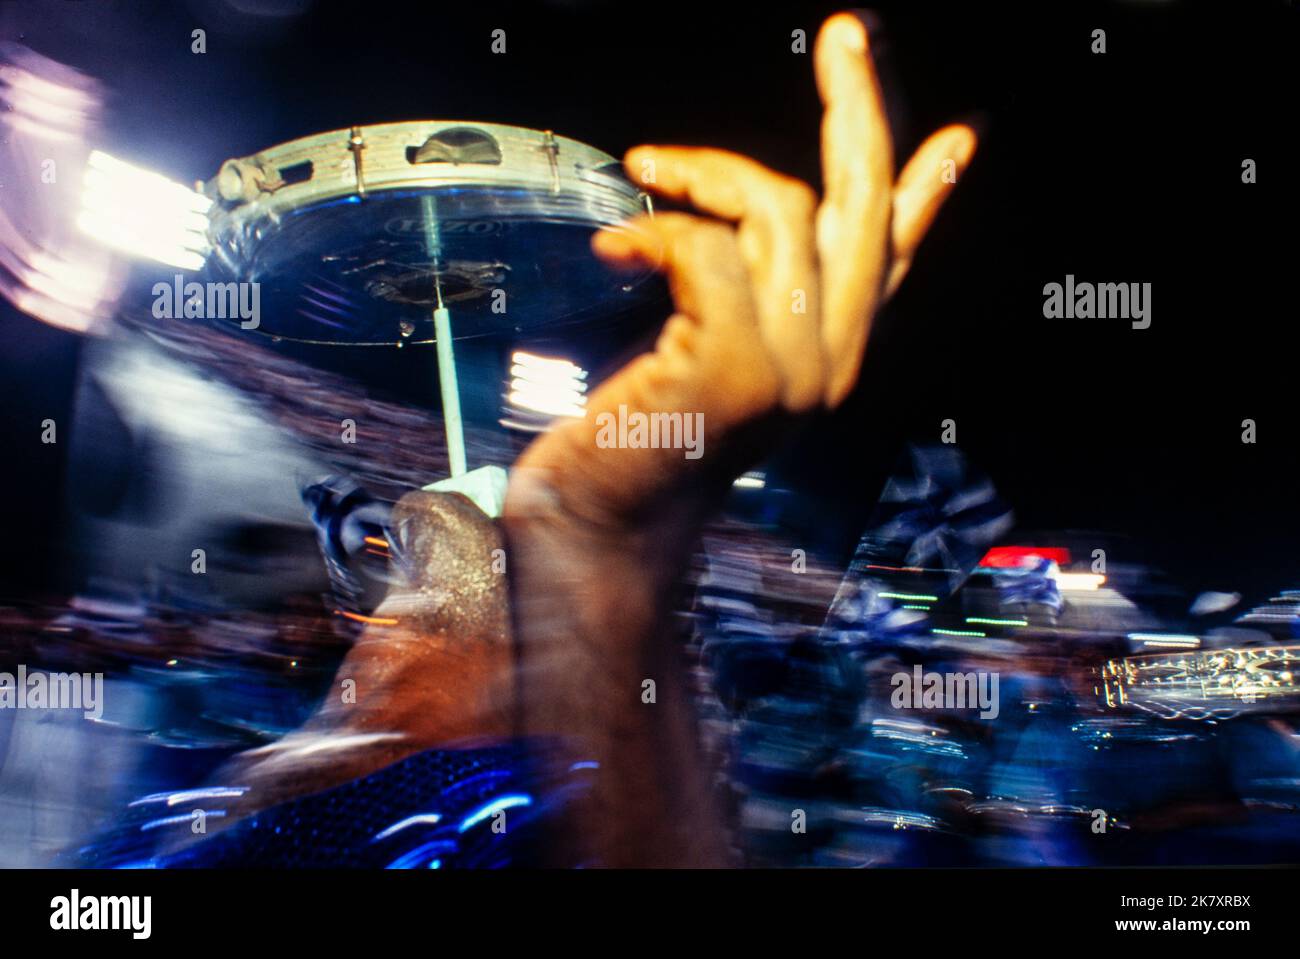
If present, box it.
[1129,634,1201,648]
[506,350,588,419]
[77,150,212,270]
[1050,571,1106,591]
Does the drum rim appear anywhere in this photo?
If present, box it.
[203,120,648,234]
[199,120,661,347]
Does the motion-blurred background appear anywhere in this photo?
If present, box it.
[0,0,1297,868]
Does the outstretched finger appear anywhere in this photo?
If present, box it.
[813,13,894,406]
[885,123,977,297]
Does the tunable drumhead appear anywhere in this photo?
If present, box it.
[202,121,662,345]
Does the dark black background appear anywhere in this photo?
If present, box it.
[1,0,1296,602]
[4,865,1287,945]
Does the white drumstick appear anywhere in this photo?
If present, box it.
[433,296,467,478]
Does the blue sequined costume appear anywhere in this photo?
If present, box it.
[69,742,583,868]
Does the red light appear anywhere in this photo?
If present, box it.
[978,546,1071,569]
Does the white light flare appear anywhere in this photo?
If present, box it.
[1050,571,1106,591]
[77,150,212,270]
[507,350,588,419]
[0,51,99,144]
[1128,633,1201,649]
[0,45,124,333]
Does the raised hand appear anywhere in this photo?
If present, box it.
[501,13,978,866]
[509,13,977,528]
